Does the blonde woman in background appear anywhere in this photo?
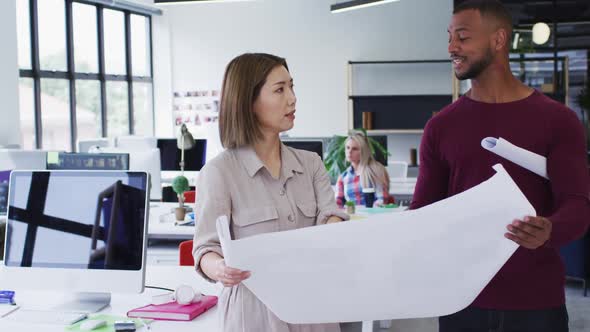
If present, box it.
[336,133,391,207]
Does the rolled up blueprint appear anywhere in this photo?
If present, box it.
[481,137,548,180]
[217,164,535,324]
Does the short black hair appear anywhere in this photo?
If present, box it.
[454,0,513,35]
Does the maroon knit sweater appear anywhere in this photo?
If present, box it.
[410,90,590,309]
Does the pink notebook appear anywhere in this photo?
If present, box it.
[127,295,218,321]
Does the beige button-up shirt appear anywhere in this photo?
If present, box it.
[193,143,348,332]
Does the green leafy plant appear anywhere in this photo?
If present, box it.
[345,201,355,207]
[172,175,190,208]
[324,128,389,183]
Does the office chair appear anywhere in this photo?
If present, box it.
[183,190,196,204]
[179,240,195,266]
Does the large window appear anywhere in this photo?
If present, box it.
[16,0,154,151]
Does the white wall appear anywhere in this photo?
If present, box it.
[352,62,452,96]
[163,0,453,138]
[0,0,23,148]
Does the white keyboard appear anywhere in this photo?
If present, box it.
[6,309,87,325]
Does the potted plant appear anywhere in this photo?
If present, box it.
[324,128,389,183]
[345,200,356,215]
[172,175,190,221]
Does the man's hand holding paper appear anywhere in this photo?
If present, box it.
[506,216,552,249]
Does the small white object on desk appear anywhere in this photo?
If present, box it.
[80,319,107,330]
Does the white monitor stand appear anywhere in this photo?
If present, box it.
[53,293,112,313]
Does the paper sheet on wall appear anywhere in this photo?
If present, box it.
[481,137,548,179]
[216,164,536,324]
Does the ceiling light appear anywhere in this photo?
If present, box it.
[532,22,551,45]
[331,0,400,14]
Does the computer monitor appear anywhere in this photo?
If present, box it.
[102,148,162,201]
[0,150,47,171]
[0,170,149,313]
[282,140,324,160]
[367,135,388,166]
[157,138,207,171]
[157,138,206,184]
[46,152,130,170]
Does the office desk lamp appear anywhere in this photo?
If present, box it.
[177,124,195,176]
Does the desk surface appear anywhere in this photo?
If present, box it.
[149,203,194,240]
[146,195,413,241]
[0,265,384,332]
[0,265,222,332]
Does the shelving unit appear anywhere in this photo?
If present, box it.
[347,60,454,133]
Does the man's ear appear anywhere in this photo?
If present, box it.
[493,28,509,52]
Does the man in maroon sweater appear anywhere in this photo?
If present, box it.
[410,1,590,331]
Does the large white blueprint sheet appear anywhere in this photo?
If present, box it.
[217,164,536,324]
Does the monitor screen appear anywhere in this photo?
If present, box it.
[282,140,324,160]
[157,139,207,171]
[4,171,147,271]
[0,171,149,311]
[46,152,130,170]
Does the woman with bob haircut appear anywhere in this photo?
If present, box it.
[192,53,348,332]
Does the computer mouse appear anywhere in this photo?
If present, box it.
[80,319,107,330]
